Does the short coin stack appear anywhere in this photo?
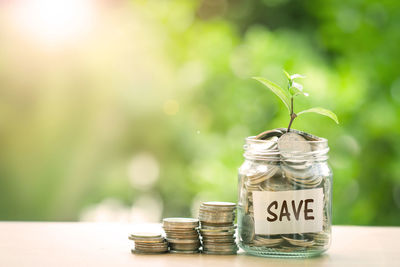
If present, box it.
[129,232,168,254]
[199,202,238,255]
[163,218,201,254]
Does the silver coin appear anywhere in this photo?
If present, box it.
[134,245,169,251]
[202,202,236,208]
[202,250,237,255]
[131,249,168,254]
[276,128,321,141]
[133,247,168,251]
[168,243,201,249]
[204,240,236,243]
[282,159,312,171]
[163,228,198,232]
[201,225,237,231]
[251,237,283,247]
[255,129,284,140]
[200,203,236,209]
[247,165,279,185]
[260,175,294,191]
[200,231,235,236]
[282,234,315,247]
[199,217,235,223]
[164,231,198,237]
[169,250,200,254]
[247,137,279,154]
[278,132,312,155]
[204,238,236,242]
[199,218,235,224]
[163,218,199,228]
[240,214,254,243]
[199,214,235,220]
[202,238,236,241]
[135,242,168,248]
[245,182,262,192]
[202,248,238,253]
[199,210,235,216]
[163,228,199,232]
[163,217,199,223]
[164,231,199,235]
[166,237,199,241]
[164,234,199,238]
[203,245,238,251]
[202,249,238,254]
[199,210,236,215]
[202,240,236,245]
[170,244,201,251]
[134,241,168,246]
[200,222,234,227]
[167,238,200,244]
[199,210,236,216]
[200,230,235,236]
[128,236,164,243]
[129,232,162,239]
[282,163,316,179]
[164,234,199,239]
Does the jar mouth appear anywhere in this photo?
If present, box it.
[243,136,329,161]
[245,136,328,144]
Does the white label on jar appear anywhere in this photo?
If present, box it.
[253,188,324,235]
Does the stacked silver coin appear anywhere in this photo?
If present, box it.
[163,218,201,254]
[199,202,238,255]
[129,232,168,254]
[238,128,331,253]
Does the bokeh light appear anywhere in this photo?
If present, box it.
[8,0,96,47]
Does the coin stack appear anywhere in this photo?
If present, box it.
[199,202,238,255]
[128,232,168,254]
[163,218,201,254]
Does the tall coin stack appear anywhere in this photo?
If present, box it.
[199,202,238,255]
[163,218,201,254]
[129,232,168,254]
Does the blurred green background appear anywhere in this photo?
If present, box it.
[0,0,399,226]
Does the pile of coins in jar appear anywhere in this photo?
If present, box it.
[128,201,238,255]
[238,128,331,253]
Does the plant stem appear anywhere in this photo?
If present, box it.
[287,97,297,132]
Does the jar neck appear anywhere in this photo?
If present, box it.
[243,136,329,162]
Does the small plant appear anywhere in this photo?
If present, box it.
[253,70,339,131]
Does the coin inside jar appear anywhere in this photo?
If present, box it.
[278,132,312,155]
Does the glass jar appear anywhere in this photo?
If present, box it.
[237,130,332,258]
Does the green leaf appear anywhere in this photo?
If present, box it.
[297,107,339,124]
[283,70,291,80]
[289,86,309,97]
[252,77,291,113]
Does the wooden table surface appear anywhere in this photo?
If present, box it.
[0,222,399,267]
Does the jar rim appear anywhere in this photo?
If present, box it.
[245,136,328,144]
[243,135,329,161]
